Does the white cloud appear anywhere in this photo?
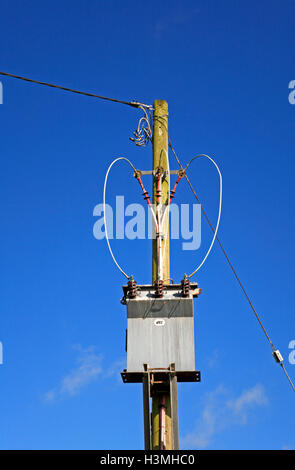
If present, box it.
[44,345,103,402]
[226,384,268,424]
[182,384,268,449]
[206,349,219,369]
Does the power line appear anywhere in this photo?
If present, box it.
[1,72,292,390]
[103,157,137,280]
[184,154,222,279]
[0,71,153,109]
[281,363,295,392]
[168,136,295,392]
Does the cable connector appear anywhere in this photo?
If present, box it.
[272,349,284,364]
[130,101,153,110]
[177,169,185,178]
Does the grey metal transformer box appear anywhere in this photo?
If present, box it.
[122,283,200,376]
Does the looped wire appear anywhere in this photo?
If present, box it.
[130,106,152,147]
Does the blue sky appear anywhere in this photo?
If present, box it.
[0,0,294,450]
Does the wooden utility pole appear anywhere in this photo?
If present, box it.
[151,99,177,450]
[122,99,191,451]
[152,99,169,283]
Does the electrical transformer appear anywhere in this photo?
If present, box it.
[121,282,201,382]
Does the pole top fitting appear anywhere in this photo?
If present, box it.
[154,166,164,176]
[178,169,186,178]
[133,169,142,179]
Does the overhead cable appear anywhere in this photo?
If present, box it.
[103,157,137,280]
[184,155,222,278]
[0,71,153,109]
[168,136,295,392]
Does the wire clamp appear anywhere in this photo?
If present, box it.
[272,349,284,364]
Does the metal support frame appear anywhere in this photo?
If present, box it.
[135,170,180,176]
[142,364,152,450]
[169,363,179,450]
[141,363,182,450]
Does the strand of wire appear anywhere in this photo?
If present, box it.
[169,137,295,392]
[103,157,137,279]
[184,155,222,279]
[156,170,163,280]
[134,109,274,350]
[160,148,171,276]
[152,148,170,280]
[168,136,274,348]
[0,71,153,109]
[151,117,173,280]
[135,174,159,231]
[281,363,295,392]
[129,106,153,146]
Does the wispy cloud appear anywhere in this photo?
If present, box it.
[182,384,268,449]
[226,384,268,424]
[44,345,103,402]
[206,349,219,369]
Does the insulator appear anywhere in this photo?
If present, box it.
[154,279,164,298]
[142,190,150,201]
[181,277,190,297]
[127,279,137,299]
